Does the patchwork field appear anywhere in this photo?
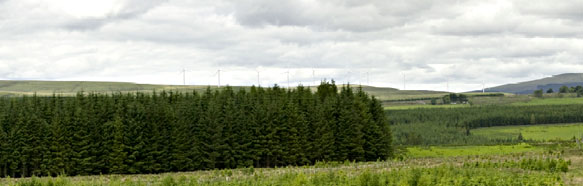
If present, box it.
[1,148,581,186]
[405,143,542,158]
[511,97,583,106]
[384,104,470,110]
[473,123,583,141]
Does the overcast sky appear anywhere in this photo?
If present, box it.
[0,0,581,92]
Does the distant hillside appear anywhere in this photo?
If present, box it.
[0,80,449,101]
[485,73,583,94]
[0,80,214,95]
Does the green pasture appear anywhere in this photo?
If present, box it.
[472,123,583,141]
[406,143,541,158]
[0,149,575,186]
[0,80,449,101]
[511,97,583,106]
[384,104,470,110]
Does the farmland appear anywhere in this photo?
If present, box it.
[0,80,447,102]
[1,148,579,185]
[384,103,470,110]
[405,143,542,158]
[473,123,583,141]
[511,97,583,106]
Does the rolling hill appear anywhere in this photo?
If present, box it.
[484,73,583,94]
[0,80,449,101]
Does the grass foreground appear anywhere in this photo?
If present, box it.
[405,143,542,158]
[2,146,581,186]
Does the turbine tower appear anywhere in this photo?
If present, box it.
[312,68,316,86]
[346,68,352,85]
[257,70,261,87]
[180,68,193,85]
[212,69,222,88]
[367,71,370,86]
[285,70,290,88]
[402,73,406,90]
[182,68,186,85]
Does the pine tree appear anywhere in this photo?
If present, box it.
[336,85,365,161]
[233,89,254,168]
[169,92,198,172]
[0,121,8,177]
[107,96,128,174]
[0,81,394,176]
[248,86,268,168]
[368,96,393,159]
[199,89,227,169]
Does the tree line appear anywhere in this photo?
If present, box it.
[0,82,392,177]
[388,104,583,145]
[535,85,583,97]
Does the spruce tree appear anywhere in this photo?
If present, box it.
[0,81,394,176]
[336,85,365,161]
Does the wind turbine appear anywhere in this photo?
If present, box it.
[256,66,264,87]
[212,69,222,88]
[181,68,187,85]
[285,70,290,88]
[366,71,370,86]
[402,72,406,90]
[345,66,352,85]
[358,71,362,85]
[179,68,194,85]
[312,68,316,87]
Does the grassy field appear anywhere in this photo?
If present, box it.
[511,97,583,106]
[0,80,223,97]
[0,80,449,101]
[383,93,524,109]
[405,143,541,158]
[384,96,583,110]
[473,123,583,141]
[1,147,580,185]
[384,104,470,110]
[468,94,531,105]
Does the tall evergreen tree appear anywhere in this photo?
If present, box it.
[0,81,393,177]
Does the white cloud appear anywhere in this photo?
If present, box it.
[0,0,581,92]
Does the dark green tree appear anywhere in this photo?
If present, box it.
[546,88,554,94]
[559,86,569,93]
[533,89,543,98]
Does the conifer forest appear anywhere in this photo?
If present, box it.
[0,82,392,178]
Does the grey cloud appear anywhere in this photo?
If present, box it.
[0,0,582,91]
[64,19,108,31]
[63,0,167,31]
[517,0,583,21]
[227,0,458,32]
[433,1,583,37]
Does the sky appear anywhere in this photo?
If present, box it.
[0,0,581,92]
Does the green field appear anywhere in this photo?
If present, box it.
[511,97,583,106]
[0,80,448,101]
[1,149,578,185]
[472,123,583,141]
[0,80,232,96]
[384,104,470,110]
[406,143,541,158]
